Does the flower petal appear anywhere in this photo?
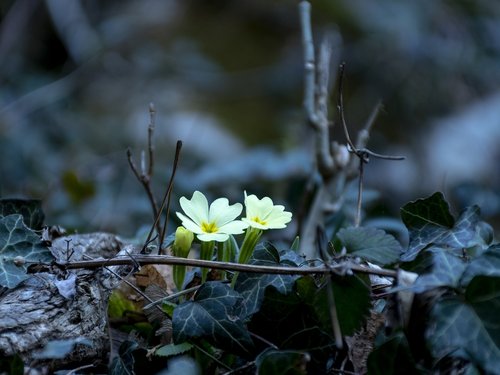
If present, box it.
[245,194,274,219]
[219,220,248,235]
[264,211,292,229]
[242,218,269,230]
[176,212,204,234]
[198,232,229,242]
[209,199,243,226]
[180,191,209,225]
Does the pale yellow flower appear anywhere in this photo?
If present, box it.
[242,192,292,230]
[176,191,248,242]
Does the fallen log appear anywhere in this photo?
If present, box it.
[0,232,134,373]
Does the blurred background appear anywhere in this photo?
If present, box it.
[1,0,499,236]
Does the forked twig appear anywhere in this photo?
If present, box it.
[127,103,160,235]
[337,63,405,226]
[159,140,182,251]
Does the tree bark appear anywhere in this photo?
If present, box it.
[0,232,134,373]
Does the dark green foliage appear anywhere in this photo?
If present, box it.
[336,226,402,265]
[427,276,500,374]
[109,341,140,375]
[400,192,481,261]
[256,349,309,375]
[155,342,193,357]
[0,199,45,230]
[0,214,53,288]
[367,331,419,375]
[172,282,254,357]
[3,192,498,374]
[296,275,371,337]
[235,243,299,316]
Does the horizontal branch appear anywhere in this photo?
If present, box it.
[57,255,397,278]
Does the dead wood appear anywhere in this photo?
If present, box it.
[0,232,136,373]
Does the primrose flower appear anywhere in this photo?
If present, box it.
[176,191,248,242]
[242,192,292,230]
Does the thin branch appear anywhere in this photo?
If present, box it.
[338,64,405,227]
[141,140,182,254]
[147,103,156,176]
[337,62,356,153]
[56,254,398,278]
[127,104,161,237]
[159,140,182,251]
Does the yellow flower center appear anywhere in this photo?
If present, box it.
[201,221,218,233]
[252,216,267,225]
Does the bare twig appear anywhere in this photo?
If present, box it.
[337,64,405,227]
[57,254,398,278]
[159,140,182,251]
[141,140,182,254]
[127,104,161,237]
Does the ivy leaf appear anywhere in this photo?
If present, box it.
[411,250,467,293]
[256,349,309,375]
[235,243,299,317]
[155,342,193,357]
[109,340,140,375]
[336,227,402,266]
[0,199,45,230]
[172,282,254,357]
[400,192,480,261]
[0,214,53,288]
[297,275,371,336]
[426,276,500,374]
[461,244,500,286]
[367,331,418,375]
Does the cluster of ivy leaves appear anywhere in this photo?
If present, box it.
[144,192,498,374]
[1,193,499,374]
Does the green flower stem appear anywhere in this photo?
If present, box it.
[200,240,215,283]
[171,227,194,291]
[173,264,186,292]
[231,227,262,287]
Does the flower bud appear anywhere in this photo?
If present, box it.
[172,226,194,258]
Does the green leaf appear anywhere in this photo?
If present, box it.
[411,249,467,292]
[252,242,281,264]
[172,282,254,357]
[336,227,402,266]
[108,289,143,318]
[297,275,371,336]
[426,276,500,374]
[367,331,418,375]
[461,244,500,286]
[0,199,45,230]
[281,327,336,372]
[33,337,93,359]
[290,236,300,252]
[109,340,139,375]
[256,349,309,375]
[401,192,480,261]
[0,214,54,288]
[155,342,193,357]
[235,245,299,317]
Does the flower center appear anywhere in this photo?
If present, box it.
[201,221,219,233]
[252,216,267,225]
